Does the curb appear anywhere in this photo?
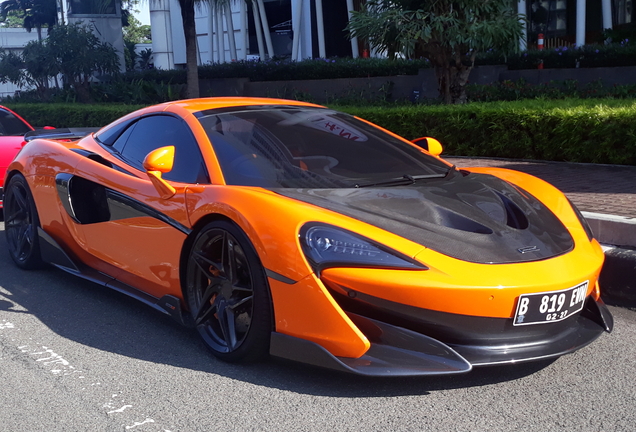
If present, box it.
[582,212,636,248]
[581,213,636,308]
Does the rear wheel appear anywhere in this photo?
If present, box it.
[185,220,272,362]
[4,174,43,269]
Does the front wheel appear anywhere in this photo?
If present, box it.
[4,174,43,270]
[185,220,272,362]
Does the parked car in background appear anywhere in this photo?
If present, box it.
[3,97,613,376]
[0,106,37,209]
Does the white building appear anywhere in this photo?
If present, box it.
[149,0,360,70]
[148,0,632,69]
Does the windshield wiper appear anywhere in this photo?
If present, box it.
[354,173,447,188]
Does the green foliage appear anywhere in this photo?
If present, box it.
[476,41,636,69]
[123,15,152,71]
[0,0,57,38]
[467,79,636,102]
[347,0,524,103]
[123,15,151,44]
[0,50,26,86]
[23,40,57,82]
[46,23,120,101]
[47,23,120,83]
[0,23,120,102]
[0,9,25,27]
[123,57,431,86]
[201,57,432,81]
[137,48,152,70]
[348,0,522,59]
[603,22,636,45]
[89,77,185,104]
[334,99,636,165]
[2,103,144,128]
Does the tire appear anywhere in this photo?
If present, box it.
[185,220,272,362]
[4,174,43,270]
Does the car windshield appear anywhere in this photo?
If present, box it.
[196,106,451,188]
[0,109,32,136]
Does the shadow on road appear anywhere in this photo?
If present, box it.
[0,224,553,398]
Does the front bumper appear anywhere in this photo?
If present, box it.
[269,296,613,376]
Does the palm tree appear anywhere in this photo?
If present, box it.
[0,0,57,40]
[176,0,204,98]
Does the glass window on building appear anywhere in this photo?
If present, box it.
[614,0,633,24]
[70,0,117,15]
[527,0,572,45]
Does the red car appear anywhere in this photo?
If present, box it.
[0,106,36,209]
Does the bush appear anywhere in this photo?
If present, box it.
[476,39,636,69]
[335,99,636,165]
[122,57,432,84]
[467,79,636,102]
[4,103,143,128]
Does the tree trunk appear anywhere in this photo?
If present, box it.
[432,58,473,104]
[180,0,200,99]
[73,80,92,103]
[448,64,472,104]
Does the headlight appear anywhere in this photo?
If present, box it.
[568,198,594,241]
[299,223,427,274]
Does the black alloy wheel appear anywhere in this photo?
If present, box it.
[185,220,272,362]
[4,174,43,269]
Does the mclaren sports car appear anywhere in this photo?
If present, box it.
[3,97,613,376]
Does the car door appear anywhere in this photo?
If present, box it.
[67,114,209,300]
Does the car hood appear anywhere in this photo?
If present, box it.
[272,171,574,264]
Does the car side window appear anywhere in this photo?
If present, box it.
[116,115,209,184]
[0,109,32,136]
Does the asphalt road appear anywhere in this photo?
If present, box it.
[1,219,635,432]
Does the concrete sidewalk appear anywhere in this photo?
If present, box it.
[449,156,636,308]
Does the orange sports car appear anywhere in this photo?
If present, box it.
[4,97,613,376]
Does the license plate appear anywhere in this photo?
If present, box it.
[513,281,589,326]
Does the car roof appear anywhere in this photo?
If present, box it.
[161,97,324,114]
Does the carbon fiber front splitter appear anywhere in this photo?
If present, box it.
[269,314,472,376]
[269,298,613,376]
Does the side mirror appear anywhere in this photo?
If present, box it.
[412,137,443,157]
[143,146,176,199]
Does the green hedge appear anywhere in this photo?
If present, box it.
[7,99,636,165]
[120,58,432,85]
[336,99,636,165]
[476,43,636,69]
[5,103,145,128]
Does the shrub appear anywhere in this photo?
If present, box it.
[335,99,636,165]
[476,39,636,69]
[467,79,636,102]
[5,103,143,128]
